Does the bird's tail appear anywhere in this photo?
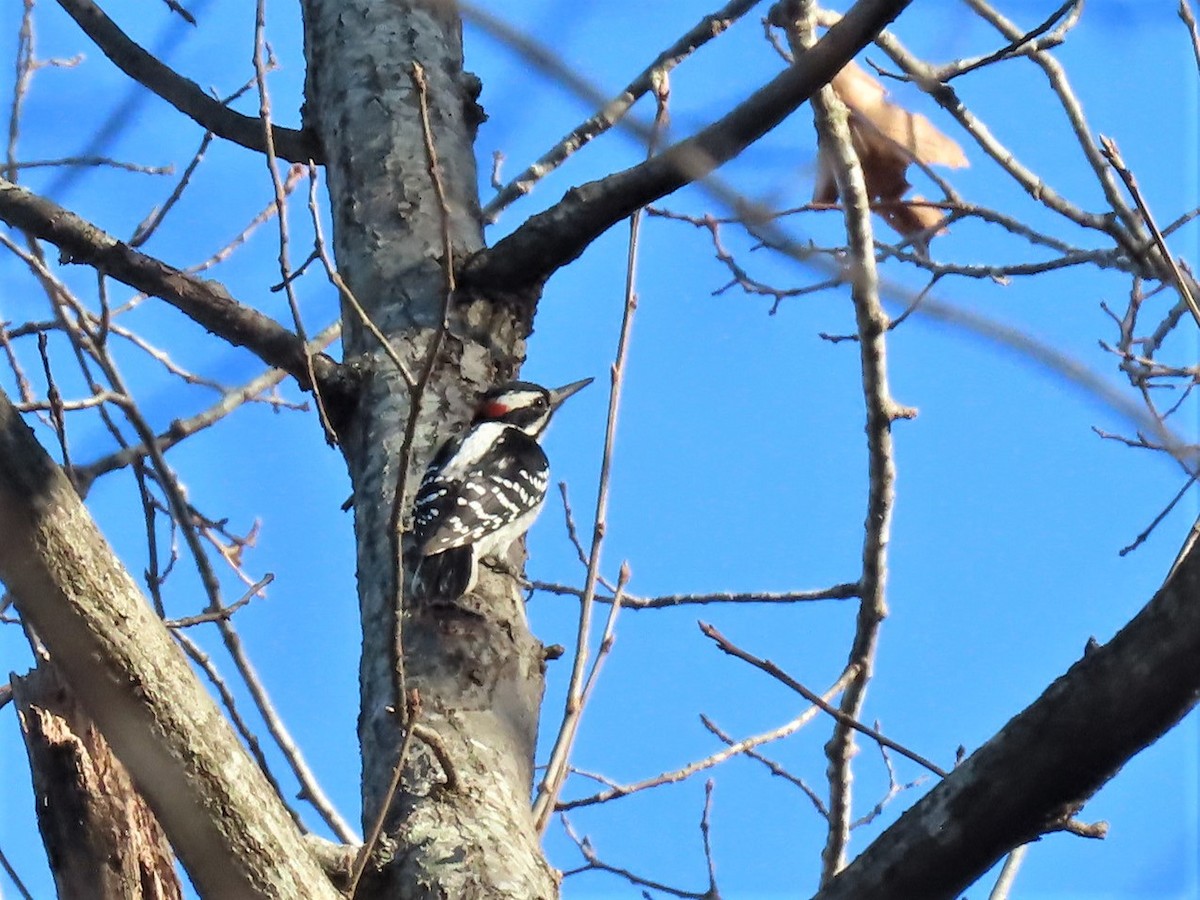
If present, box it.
[412,546,475,601]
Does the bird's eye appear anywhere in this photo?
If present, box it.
[535,396,548,408]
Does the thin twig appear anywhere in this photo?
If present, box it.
[254,3,335,443]
[988,845,1029,900]
[348,690,423,900]
[1099,135,1200,329]
[559,814,714,899]
[700,622,946,778]
[1119,474,1198,557]
[701,714,828,817]
[132,133,212,247]
[307,166,416,391]
[159,0,196,25]
[35,332,74,483]
[699,780,719,897]
[851,726,928,828]
[4,0,35,183]
[384,60,459,710]
[558,665,859,811]
[1053,817,1109,839]
[211,610,357,841]
[166,574,273,628]
[530,578,858,608]
[554,481,592,568]
[579,562,628,712]
[11,155,171,174]
[0,319,35,404]
[532,72,668,835]
[173,629,300,827]
[0,840,34,900]
[942,0,1078,81]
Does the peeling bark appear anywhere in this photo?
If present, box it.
[12,663,182,900]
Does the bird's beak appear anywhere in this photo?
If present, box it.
[549,377,593,409]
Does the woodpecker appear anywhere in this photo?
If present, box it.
[411,377,592,600]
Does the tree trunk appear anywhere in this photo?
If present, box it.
[12,663,182,900]
[301,0,556,894]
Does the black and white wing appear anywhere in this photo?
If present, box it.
[412,423,550,557]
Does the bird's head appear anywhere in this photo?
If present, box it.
[475,377,593,437]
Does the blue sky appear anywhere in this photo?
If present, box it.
[1,2,1197,898]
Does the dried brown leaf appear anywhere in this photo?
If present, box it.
[832,62,967,173]
[878,195,946,256]
[813,61,967,245]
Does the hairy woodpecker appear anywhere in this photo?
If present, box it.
[411,377,592,600]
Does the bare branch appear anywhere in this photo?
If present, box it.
[131,132,212,246]
[0,177,346,397]
[474,0,765,222]
[165,574,272,628]
[533,75,666,831]
[171,629,300,826]
[940,0,1078,81]
[699,780,719,897]
[560,814,712,899]
[74,323,339,488]
[1118,474,1198,557]
[11,156,172,174]
[702,714,829,817]
[0,841,35,900]
[700,622,945,777]
[531,579,859,608]
[814,526,1200,900]
[253,3,334,441]
[0,387,340,898]
[558,665,858,812]
[349,690,422,900]
[384,58,461,709]
[781,2,906,878]
[462,0,915,293]
[54,0,319,162]
[158,0,195,25]
[987,845,1029,900]
[1100,135,1200,327]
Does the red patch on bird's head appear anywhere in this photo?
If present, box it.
[480,401,509,420]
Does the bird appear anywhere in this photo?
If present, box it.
[411,377,592,601]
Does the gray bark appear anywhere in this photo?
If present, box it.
[301,0,555,894]
[0,389,339,900]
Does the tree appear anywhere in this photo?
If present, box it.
[1,0,1197,897]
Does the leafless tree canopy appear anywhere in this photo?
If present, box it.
[0,0,1197,897]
